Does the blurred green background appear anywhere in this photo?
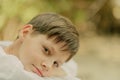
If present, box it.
[0,0,120,80]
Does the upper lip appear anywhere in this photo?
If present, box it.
[32,64,44,77]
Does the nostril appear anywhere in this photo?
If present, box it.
[42,64,46,68]
[42,63,48,71]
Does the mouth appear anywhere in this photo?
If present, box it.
[32,64,44,77]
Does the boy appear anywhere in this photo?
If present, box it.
[0,13,80,80]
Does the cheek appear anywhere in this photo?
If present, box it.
[43,69,54,77]
[26,50,42,63]
[44,68,61,77]
[19,46,41,64]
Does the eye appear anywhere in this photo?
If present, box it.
[53,61,59,67]
[43,47,50,55]
[44,47,48,52]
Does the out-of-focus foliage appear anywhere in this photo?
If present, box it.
[0,0,87,40]
[0,0,120,40]
[90,0,120,35]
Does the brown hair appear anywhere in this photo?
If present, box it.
[27,13,79,61]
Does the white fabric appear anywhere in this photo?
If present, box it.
[0,41,80,80]
[62,59,78,77]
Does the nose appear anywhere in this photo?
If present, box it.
[41,61,53,71]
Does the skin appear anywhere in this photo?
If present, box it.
[4,25,71,77]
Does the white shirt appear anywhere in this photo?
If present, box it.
[0,41,80,80]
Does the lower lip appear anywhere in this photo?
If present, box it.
[32,65,43,77]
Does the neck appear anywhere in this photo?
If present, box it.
[4,39,22,58]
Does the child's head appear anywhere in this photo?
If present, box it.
[8,13,79,77]
[27,13,79,60]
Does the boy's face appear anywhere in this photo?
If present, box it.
[17,25,70,77]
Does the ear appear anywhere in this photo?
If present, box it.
[18,24,33,40]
